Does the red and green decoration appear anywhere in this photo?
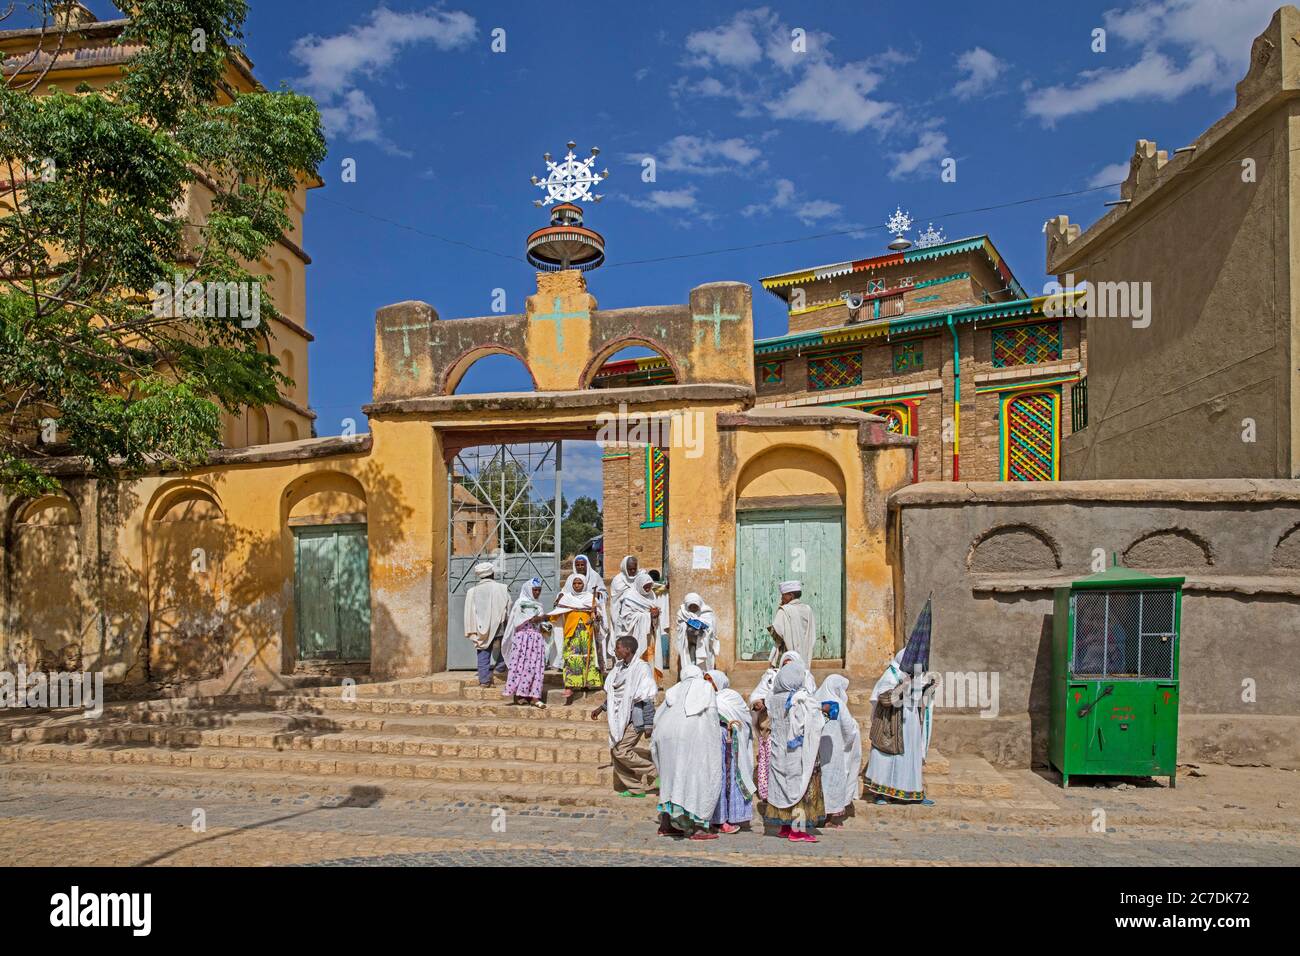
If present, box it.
[992,322,1062,368]
[640,446,667,529]
[1001,389,1060,481]
[808,350,863,391]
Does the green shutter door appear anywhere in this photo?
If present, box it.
[736,509,844,661]
[294,525,371,662]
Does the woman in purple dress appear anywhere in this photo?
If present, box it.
[502,578,547,707]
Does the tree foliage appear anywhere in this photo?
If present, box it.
[0,0,326,496]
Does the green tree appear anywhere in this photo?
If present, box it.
[461,457,556,554]
[0,0,326,496]
[560,495,602,560]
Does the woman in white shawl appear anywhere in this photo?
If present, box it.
[704,670,754,833]
[501,578,547,707]
[614,571,664,679]
[760,660,832,843]
[747,649,816,802]
[608,554,637,621]
[675,593,719,672]
[863,650,935,805]
[572,555,609,667]
[549,573,602,700]
[651,664,722,840]
[815,674,862,821]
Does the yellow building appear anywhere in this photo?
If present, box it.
[0,2,319,447]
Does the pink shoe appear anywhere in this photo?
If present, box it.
[719,823,740,834]
[777,825,792,838]
[788,830,819,843]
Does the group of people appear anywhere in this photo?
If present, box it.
[463,559,937,842]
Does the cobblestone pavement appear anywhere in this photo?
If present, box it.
[2,784,1298,866]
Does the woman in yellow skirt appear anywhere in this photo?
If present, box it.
[550,572,603,700]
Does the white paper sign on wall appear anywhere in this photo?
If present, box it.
[692,546,712,570]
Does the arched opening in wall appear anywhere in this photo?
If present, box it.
[447,348,537,395]
[285,472,371,669]
[968,523,1061,573]
[9,496,86,671]
[249,406,270,446]
[584,341,680,389]
[282,420,300,442]
[734,446,846,663]
[1123,528,1212,570]
[146,484,228,683]
[280,348,296,390]
[1274,523,1300,571]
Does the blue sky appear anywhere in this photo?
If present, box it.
[60,1,1289,498]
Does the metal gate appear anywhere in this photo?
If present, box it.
[447,442,562,669]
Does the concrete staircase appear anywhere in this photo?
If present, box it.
[0,672,1017,815]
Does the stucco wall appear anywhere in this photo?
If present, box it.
[890,480,1300,769]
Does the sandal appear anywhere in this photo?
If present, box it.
[689,831,719,841]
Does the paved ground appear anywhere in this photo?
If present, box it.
[2,768,1298,866]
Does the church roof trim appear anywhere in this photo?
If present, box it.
[758,234,1026,300]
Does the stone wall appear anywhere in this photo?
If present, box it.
[600,446,664,576]
[890,480,1300,769]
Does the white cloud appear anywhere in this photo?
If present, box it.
[889,130,949,180]
[953,47,1006,99]
[292,7,477,152]
[768,61,895,133]
[625,187,701,213]
[1023,0,1277,125]
[633,134,765,175]
[1089,160,1131,189]
[684,8,772,69]
[743,178,843,226]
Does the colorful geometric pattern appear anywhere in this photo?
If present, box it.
[1001,390,1059,481]
[868,404,913,436]
[892,342,923,373]
[640,446,666,528]
[992,322,1062,368]
[759,360,784,385]
[808,351,863,391]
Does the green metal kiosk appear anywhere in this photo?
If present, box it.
[1050,563,1184,788]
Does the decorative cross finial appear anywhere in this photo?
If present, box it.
[530,141,610,207]
[886,206,913,238]
[915,222,946,248]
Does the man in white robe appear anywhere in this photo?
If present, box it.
[651,664,722,839]
[463,562,510,687]
[770,580,817,664]
[608,554,637,623]
[674,592,719,673]
[591,635,658,796]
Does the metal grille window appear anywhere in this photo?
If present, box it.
[1071,590,1177,679]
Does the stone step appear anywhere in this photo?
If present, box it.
[5,722,611,763]
[281,695,600,721]
[0,741,615,786]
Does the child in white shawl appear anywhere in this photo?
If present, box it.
[675,593,719,672]
[705,670,754,833]
[815,674,862,822]
[592,635,658,796]
[651,664,722,840]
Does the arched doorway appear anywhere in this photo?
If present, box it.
[285,473,371,666]
[734,447,847,662]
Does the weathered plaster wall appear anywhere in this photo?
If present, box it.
[891,480,1300,769]
[1050,6,1300,480]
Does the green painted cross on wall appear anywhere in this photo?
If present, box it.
[383,317,431,378]
[534,296,589,351]
[693,298,740,348]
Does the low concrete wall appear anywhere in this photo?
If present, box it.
[890,480,1300,769]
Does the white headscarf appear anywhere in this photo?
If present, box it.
[747,649,816,709]
[816,674,862,814]
[675,592,718,669]
[708,669,756,800]
[572,555,606,598]
[609,555,637,615]
[551,572,595,613]
[501,578,544,659]
[663,663,715,717]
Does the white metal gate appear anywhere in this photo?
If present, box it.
[447,442,562,669]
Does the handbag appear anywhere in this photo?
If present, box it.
[869,689,904,756]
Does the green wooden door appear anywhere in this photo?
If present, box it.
[736,509,843,661]
[294,525,371,661]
